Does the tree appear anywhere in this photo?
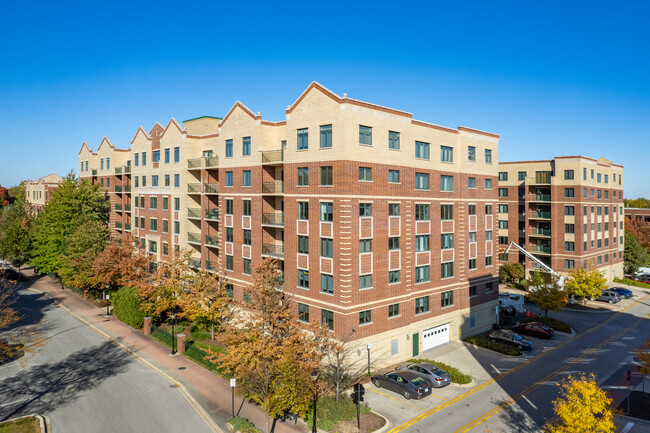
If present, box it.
[544,373,614,433]
[58,220,109,289]
[208,258,325,433]
[31,172,108,275]
[564,268,606,302]
[527,280,565,318]
[0,198,33,278]
[7,181,25,205]
[626,218,650,252]
[321,332,372,401]
[137,250,193,317]
[0,185,11,208]
[624,230,649,274]
[636,340,650,377]
[624,197,650,209]
[499,263,525,284]
[92,236,152,291]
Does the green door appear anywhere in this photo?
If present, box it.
[412,332,419,357]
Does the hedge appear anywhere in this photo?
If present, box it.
[406,358,472,384]
[613,277,650,289]
[464,335,522,356]
[112,286,145,328]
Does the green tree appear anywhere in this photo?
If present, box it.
[499,263,525,284]
[0,198,33,278]
[30,172,108,275]
[58,220,110,289]
[564,268,607,302]
[7,181,26,205]
[544,373,614,433]
[624,230,648,274]
[624,197,650,209]
[527,279,565,318]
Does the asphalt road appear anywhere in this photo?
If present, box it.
[0,289,215,433]
[365,289,650,433]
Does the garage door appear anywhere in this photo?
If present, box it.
[422,324,449,351]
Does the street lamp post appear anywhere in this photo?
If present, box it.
[367,342,371,376]
[311,372,318,433]
[170,312,176,355]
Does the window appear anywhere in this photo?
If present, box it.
[389,131,400,149]
[498,204,508,213]
[320,166,333,186]
[135,176,139,188]
[173,147,180,162]
[150,196,157,209]
[163,220,168,233]
[388,169,400,183]
[359,125,372,145]
[441,262,454,278]
[153,151,160,163]
[242,137,251,156]
[297,128,308,150]
[389,237,400,250]
[441,175,453,191]
[415,235,429,252]
[359,203,372,217]
[164,175,170,187]
[359,310,372,325]
[469,258,477,270]
[498,172,508,181]
[469,232,477,242]
[468,146,476,161]
[149,240,157,253]
[565,206,574,215]
[140,217,145,229]
[485,255,493,266]
[468,177,476,188]
[597,173,602,183]
[242,199,251,216]
[486,204,493,214]
[142,176,146,187]
[161,197,168,211]
[225,171,233,187]
[321,309,334,330]
[298,304,309,323]
[298,202,309,220]
[485,179,492,189]
[498,220,508,229]
[441,204,453,220]
[134,153,139,166]
[163,242,169,256]
[388,303,400,317]
[441,290,454,307]
[142,152,147,166]
[564,170,574,180]
[518,171,527,181]
[140,196,145,208]
[415,141,430,159]
[441,146,453,162]
[387,269,400,284]
[565,241,575,251]
[441,233,454,249]
[320,202,333,221]
[225,139,233,158]
[415,265,430,283]
[243,259,251,275]
[298,270,309,288]
[226,227,233,243]
[242,170,251,187]
[174,221,180,234]
[359,239,372,253]
[298,236,309,254]
[498,188,508,197]
[359,167,372,182]
[321,274,334,294]
[321,238,333,257]
[174,174,180,187]
[359,274,372,289]
[415,204,430,220]
[486,230,492,241]
[150,218,157,231]
[226,255,233,271]
[101,159,104,170]
[225,199,233,215]
[415,173,430,190]
[565,259,575,269]
[485,149,492,163]
[565,188,575,198]
[243,229,251,246]
[297,167,309,186]
[163,148,170,163]
[415,296,430,314]
[565,224,575,234]
[320,124,332,148]
[151,175,158,187]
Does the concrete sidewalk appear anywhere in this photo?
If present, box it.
[19,267,306,433]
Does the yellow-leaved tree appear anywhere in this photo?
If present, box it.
[563,268,607,304]
[544,373,614,433]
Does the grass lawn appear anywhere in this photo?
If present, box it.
[0,417,41,433]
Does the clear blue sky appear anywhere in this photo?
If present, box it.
[1,1,648,197]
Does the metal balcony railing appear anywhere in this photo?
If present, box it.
[189,258,201,268]
[533,228,551,236]
[115,204,123,212]
[92,169,97,176]
[125,223,131,231]
[188,183,201,194]
[124,165,131,174]
[205,208,219,220]
[205,260,216,271]
[115,167,123,175]
[115,222,122,230]
[205,235,219,247]
[188,158,202,169]
[204,156,219,168]
[188,232,202,244]
[262,243,284,258]
[533,194,551,202]
[125,204,131,212]
[535,245,551,254]
[262,149,284,163]
[262,181,284,194]
[188,208,201,219]
[205,183,219,194]
[531,210,551,219]
[262,212,284,226]
[115,186,123,193]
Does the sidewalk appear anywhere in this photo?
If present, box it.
[19,267,306,433]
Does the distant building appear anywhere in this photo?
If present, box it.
[24,174,63,215]
[625,208,650,224]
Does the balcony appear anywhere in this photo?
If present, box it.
[189,258,201,268]
[205,183,219,194]
[262,149,284,164]
[188,183,201,194]
[115,185,123,193]
[115,222,123,230]
[188,158,202,169]
[124,165,131,174]
[532,193,551,202]
[125,223,131,231]
[188,232,202,244]
[262,243,284,258]
[205,260,216,271]
[115,204,123,212]
[187,156,219,170]
[530,228,551,237]
[530,210,551,219]
[188,208,201,219]
[534,245,551,254]
[204,156,218,168]
[262,181,284,194]
[92,169,97,176]
[115,166,123,175]
[124,185,131,193]
[125,204,131,212]
[205,235,219,247]
[262,212,284,226]
[205,208,219,220]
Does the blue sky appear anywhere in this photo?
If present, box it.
[1,1,648,197]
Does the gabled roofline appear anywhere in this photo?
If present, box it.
[98,136,114,152]
[219,101,261,128]
[162,118,185,137]
[183,115,223,123]
[130,126,150,145]
[78,142,92,155]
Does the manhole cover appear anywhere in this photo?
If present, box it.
[178,367,186,370]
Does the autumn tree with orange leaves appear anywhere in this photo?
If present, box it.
[137,250,193,317]
[92,235,152,291]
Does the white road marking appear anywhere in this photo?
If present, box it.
[522,395,538,410]
[491,364,501,374]
[621,422,634,433]
[0,399,27,408]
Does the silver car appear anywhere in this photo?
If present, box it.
[405,362,451,388]
[595,290,620,304]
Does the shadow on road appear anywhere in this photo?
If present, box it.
[0,340,133,421]
[492,398,541,433]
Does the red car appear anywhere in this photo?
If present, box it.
[511,322,554,339]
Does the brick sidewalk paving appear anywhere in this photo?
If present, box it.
[20,267,307,433]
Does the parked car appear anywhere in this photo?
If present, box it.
[594,290,620,304]
[608,287,633,299]
[511,322,554,339]
[404,362,451,388]
[487,330,534,350]
[371,370,433,399]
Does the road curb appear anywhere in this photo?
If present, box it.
[370,410,392,433]
[26,286,225,433]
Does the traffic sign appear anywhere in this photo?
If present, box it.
[353,383,365,397]
[230,378,236,387]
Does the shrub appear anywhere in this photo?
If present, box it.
[464,335,522,356]
[524,316,571,334]
[305,395,371,431]
[112,286,145,328]
[614,277,650,289]
[407,358,472,384]
[228,416,261,433]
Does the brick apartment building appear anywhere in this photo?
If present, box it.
[625,207,650,224]
[24,173,63,215]
[497,156,624,281]
[78,82,501,363]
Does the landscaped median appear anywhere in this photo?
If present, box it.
[0,415,46,433]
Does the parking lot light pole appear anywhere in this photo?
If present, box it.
[367,342,371,376]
